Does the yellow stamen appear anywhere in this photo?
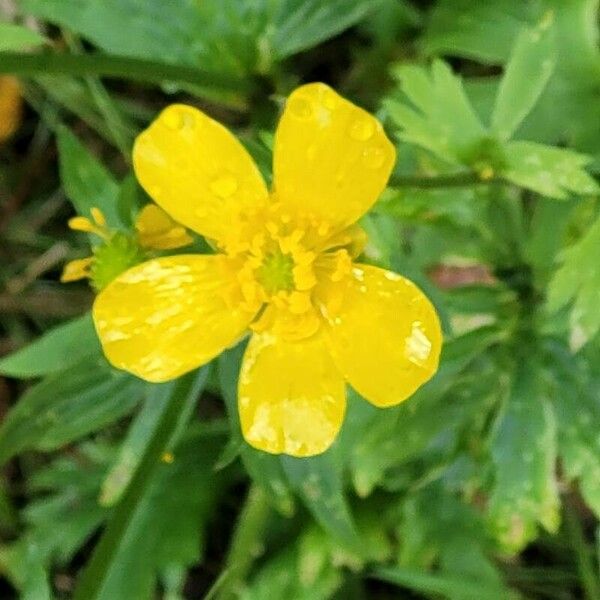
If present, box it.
[60,257,93,282]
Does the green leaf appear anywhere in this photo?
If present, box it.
[100,369,211,507]
[394,483,517,599]
[73,370,211,600]
[281,454,363,555]
[57,125,122,227]
[422,0,539,64]
[24,442,110,563]
[351,326,504,496]
[548,341,600,517]
[502,141,599,199]
[0,314,100,378]
[0,358,143,465]
[387,60,486,165]
[242,526,344,600]
[491,14,556,140]
[372,566,516,600]
[93,424,227,600]
[0,540,51,600]
[0,22,46,51]
[547,215,600,345]
[273,0,379,58]
[487,359,560,552]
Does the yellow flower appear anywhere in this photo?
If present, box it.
[0,76,22,142]
[92,83,442,457]
[61,204,193,290]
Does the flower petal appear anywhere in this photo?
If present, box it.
[135,204,193,250]
[93,255,254,382]
[0,76,22,142]
[239,330,346,457]
[61,257,93,282]
[273,83,396,229]
[324,264,442,407]
[133,104,268,241]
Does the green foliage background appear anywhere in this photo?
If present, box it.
[1,1,600,598]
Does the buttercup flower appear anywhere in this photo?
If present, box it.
[61,204,192,290]
[92,83,442,457]
[0,76,22,143]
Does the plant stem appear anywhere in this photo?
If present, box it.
[73,374,199,600]
[564,499,600,600]
[215,485,272,600]
[0,52,247,94]
[390,171,500,189]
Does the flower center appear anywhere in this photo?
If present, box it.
[217,198,365,340]
[256,250,295,294]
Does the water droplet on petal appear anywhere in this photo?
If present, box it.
[349,118,374,141]
[161,108,195,131]
[288,96,313,120]
[363,146,386,169]
[210,175,238,198]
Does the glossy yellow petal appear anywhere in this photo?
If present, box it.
[324,264,442,407]
[135,204,193,250]
[239,330,346,457]
[133,104,268,241]
[93,255,255,382]
[61,257,93,282]
[273,83,396,229]
[0,76,22,142]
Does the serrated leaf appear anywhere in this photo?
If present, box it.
[387,60,486,165]
[95,424,227,600]
[488,360,559,552]
[24,442,110,564]
[0,313,100,378]
[56,125,122,227]
[547,214,600,345]
[395,483,516,599]
[0,358,143,465]
[547,341,600,517]
[351,326,503,496]
[73,372,214,600]
[502,141,598,199]
[0,22,46,51]
[242,526,344,600]
[491,15,556,140]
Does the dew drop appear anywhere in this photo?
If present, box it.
[161,108,195,131]
[288,96,313,120]
[210,175,238,198]
[363,146,386,169]
[349,118,374,141]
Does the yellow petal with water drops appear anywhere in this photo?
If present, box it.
[133,104,268,242]
[93,255,255,382]
[61,257,93,282]
[324,264,442,408]
[239,330,346,457]
[0,76,22,143]
[273,83,396,230]
[135,204,193,250]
